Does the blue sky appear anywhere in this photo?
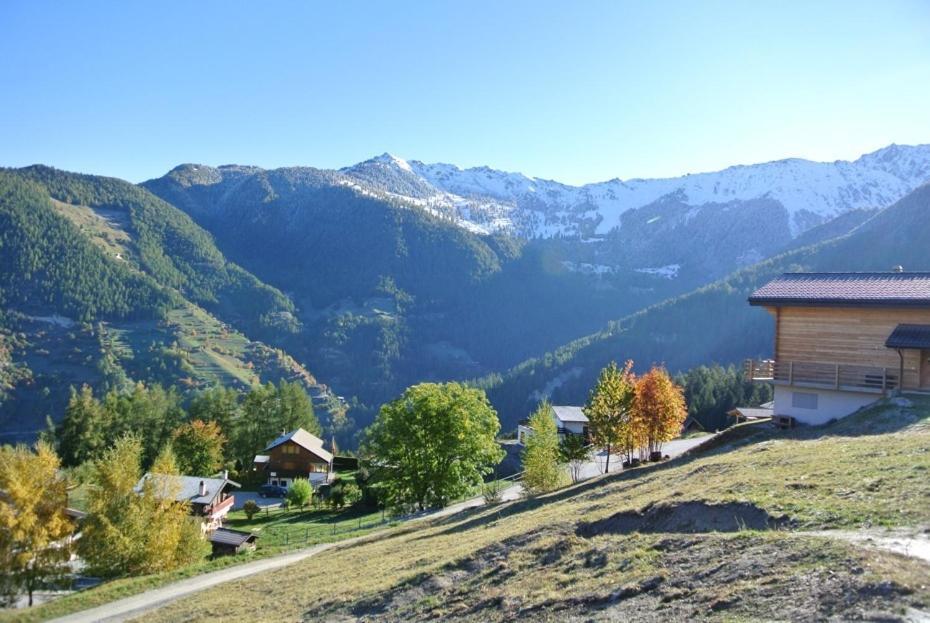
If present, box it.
[1,1,929,184]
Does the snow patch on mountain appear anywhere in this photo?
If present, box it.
[635,264,681,279]
[356,144,930,239]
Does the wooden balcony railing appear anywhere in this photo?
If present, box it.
[206,495,235,518]
[745,359,898,394]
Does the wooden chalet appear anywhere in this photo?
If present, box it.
[253,428,334,488]
[745,271,930,425]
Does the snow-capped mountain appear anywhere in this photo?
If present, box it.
[341,144,930,239]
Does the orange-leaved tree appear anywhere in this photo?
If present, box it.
[634,366,687,458]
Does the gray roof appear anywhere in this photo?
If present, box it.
[728,406,774,420]
[749,272,930,307]
[551,406,588,424]
[136,474,240,505]
[263,428,333,462]
[208,527,257,546]
[885,324,930,349]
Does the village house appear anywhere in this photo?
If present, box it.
[745,271,930,425]
[135,472,239,532]
[253,428,334,488]
[517,405,590,444]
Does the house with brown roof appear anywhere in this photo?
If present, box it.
[745,271,930,425]
[253,428,334,488]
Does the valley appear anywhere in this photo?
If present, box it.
[2,144,930,446]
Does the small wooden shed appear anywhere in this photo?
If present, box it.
[208,528,258,556]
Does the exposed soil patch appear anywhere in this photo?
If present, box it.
[300,532,929,623]
[577,501,793,537]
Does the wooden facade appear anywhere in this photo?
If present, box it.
[265,440,331,477]
[766,305,930,390]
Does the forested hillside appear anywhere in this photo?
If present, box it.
[0,168,342,443]
[144,165,699,428]
[479,183,930,428]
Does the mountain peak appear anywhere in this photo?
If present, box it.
[364,152,413,172]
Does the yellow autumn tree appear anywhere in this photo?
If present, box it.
[78,435,207,578]
[634,366,688,459]
[0,442,74,607]
[584,361,639,471]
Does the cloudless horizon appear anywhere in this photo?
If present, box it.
[2,1,929,184]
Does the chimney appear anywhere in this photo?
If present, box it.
[198,480,207,497]
[222,469,228,481]
[893,265,904,273]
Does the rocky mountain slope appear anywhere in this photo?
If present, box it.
[388,143,930,238]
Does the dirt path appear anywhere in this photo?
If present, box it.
[806,529,930,564]
[50,545,341,623]
[49,433,719,622]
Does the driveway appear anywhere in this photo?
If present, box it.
[579,433,715,479]
[232,491,284,510]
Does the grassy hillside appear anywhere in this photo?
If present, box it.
[141,396,930,622]
[481,183,930,428]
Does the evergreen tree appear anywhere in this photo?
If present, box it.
[58,385,107,467]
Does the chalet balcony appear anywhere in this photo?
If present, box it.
[206,495,235,519]
[744,359,899,394]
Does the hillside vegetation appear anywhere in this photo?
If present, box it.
[143,164,696,427]
[0,168,341,442]
[481,183,930,428]
[141,396,930,622]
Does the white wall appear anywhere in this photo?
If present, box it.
[773,386,878,425]
[557,420,587,435]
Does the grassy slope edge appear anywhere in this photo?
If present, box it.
[140,396,930,622]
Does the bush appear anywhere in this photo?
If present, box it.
[243,499,260,520]
[482,481,503,504]
[286,479,312,510]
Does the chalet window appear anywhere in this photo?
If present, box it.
[281,445,299,455]
[791,392,818,410]
[309,463,328,473]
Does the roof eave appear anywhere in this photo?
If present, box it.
[748,298,930,308]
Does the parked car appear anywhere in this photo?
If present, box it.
[258,484,288,498]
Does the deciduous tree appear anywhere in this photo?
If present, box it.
[172,420,225,476]
[584,361,637,472]
[0,442,74,607]
[78,435,207,577]
[521,401,564,495]
[363,383,505,510]
[634,367,688,457]
[559,433,592,484]
[287,478,313,511]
